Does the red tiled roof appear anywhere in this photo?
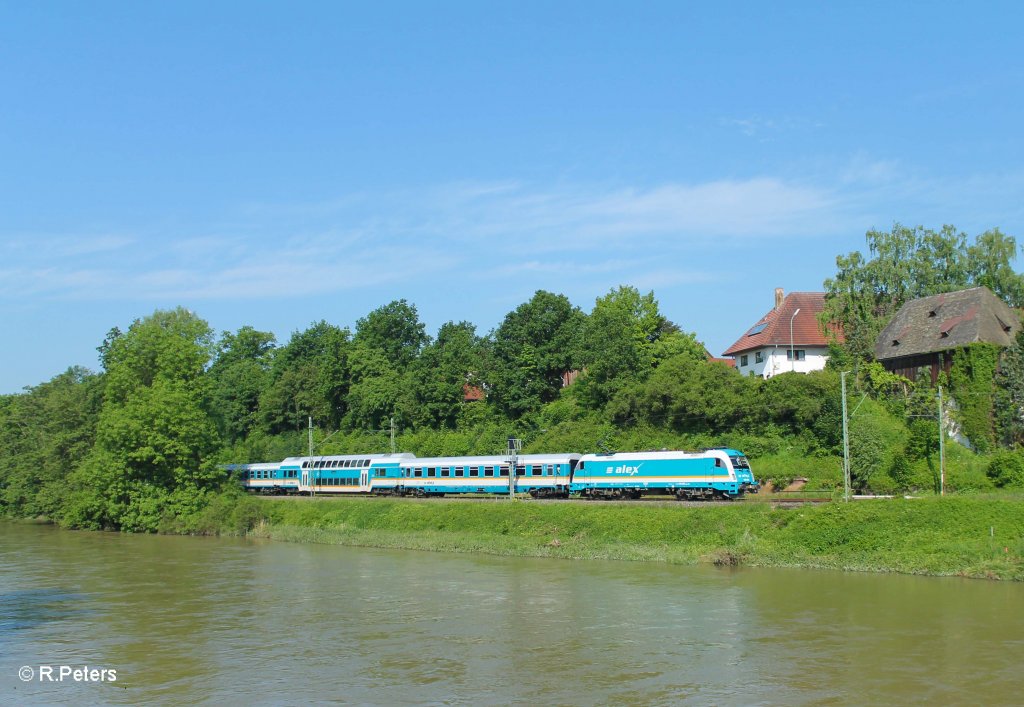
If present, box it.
[721,292,835,356]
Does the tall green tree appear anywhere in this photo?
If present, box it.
[488,291,585,418]
[343,343,408,431]
[995,330,1024,447]
[208,326,276,443]
[260,321,351,433]
[408,321,486,428]
[0,367,103,518]
[576,286,704,408]
[64,308,220,531]
[354,299,429,370]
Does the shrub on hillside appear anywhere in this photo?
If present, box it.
[986,450,1024,489]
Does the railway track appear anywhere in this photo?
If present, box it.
[251,493,832,506]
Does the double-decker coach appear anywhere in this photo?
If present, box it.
[291,453,416,495]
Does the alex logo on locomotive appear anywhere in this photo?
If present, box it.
[608,464,642,476]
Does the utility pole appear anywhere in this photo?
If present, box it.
[390,416,396,454]
[841,371,851,502]
[938,385,945,496]
[507,437,521,500]
[308,416,315,498]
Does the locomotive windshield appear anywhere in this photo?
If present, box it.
[730,455,750,469]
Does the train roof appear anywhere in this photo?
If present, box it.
[401,453,581,466]
[221,462,280,471]
[281,453,416,465]
[579,450,723,461]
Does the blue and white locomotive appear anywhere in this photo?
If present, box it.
[240,448,758,500]
[573,448,757,500]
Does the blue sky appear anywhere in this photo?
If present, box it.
[3,1,1024,393]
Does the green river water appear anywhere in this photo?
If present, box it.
[1,522,1021,705]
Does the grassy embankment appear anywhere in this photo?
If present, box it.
[205,494,1024,580]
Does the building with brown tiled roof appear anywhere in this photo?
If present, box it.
[722,288,835,378]
[875,286,1021,383]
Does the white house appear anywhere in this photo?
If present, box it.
[722,289,834,378]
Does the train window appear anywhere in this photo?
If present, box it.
[499,467,509,477]
[715,458,722,467]
[414,469,422,478]
[441,468,450,477]
[302,461,309,469]
[577,462,584,470]
[427,468,436,477]
[484,468,493,477]
[531,466,541,476]
[455,467,464,477]
[515,466,525,476]
[469,467,479,477]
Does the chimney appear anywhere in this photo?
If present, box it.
[775,288,784,310]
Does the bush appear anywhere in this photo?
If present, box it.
[987,450,1024,489]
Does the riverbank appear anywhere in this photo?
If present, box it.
[221,495,1024,580]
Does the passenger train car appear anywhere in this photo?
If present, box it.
[240,448,758,500]
[399,453,580,498]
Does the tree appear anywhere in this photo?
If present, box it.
[64,308,220,531]
[343,343,408,431]
[208,327,276,443]
[260,321,351,433]
[995,330,1024,447]
[407,321,486,428]
[822,224,1024,361]
[0,367,103,518]
[576,286,704,408]
[610,357,756,433]
[354,299,429,370]
[488,291,585,418]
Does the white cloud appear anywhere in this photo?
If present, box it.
[13,166,1020,305]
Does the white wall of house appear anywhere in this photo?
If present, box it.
[732,346,830,378]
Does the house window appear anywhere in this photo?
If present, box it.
[786,349,806,361]
[755,351,764,364]
[740,355,748,367]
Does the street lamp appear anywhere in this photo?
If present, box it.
[790,308,801,372]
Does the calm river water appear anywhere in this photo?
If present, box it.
[1,522,1022,705]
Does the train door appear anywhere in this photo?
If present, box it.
[301,469,309,491]
[360,469,369,492]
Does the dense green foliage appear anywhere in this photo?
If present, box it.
[1,225,1023,535]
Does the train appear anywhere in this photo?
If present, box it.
[237,447,759,500]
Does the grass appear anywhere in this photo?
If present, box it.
[231,494,1024,580]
